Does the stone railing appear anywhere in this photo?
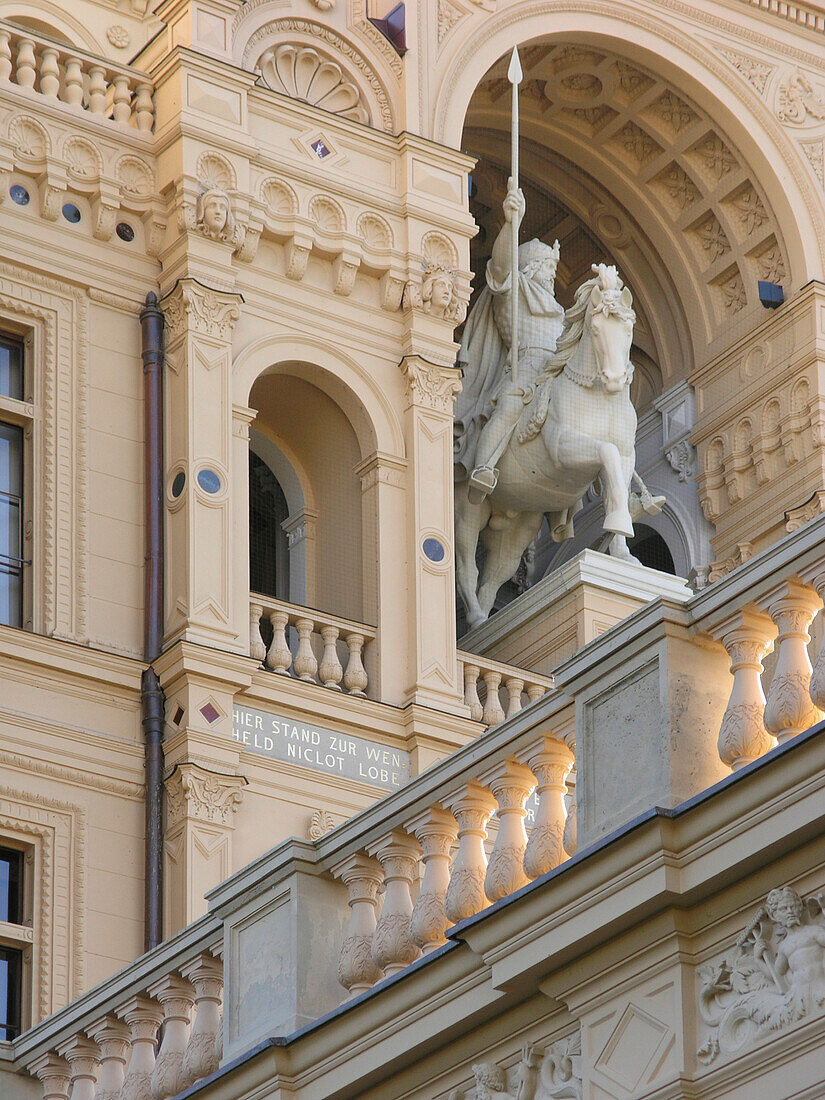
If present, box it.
[457,650,554,726]
[249,594,376,697]
[14,916,224,1100]
[0,20,154,131]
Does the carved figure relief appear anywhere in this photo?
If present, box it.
[777,70,825,124]
[698,885,825,1063]
[403,262,467,323]
[450,1035,582,1099]
[195,189,238,245]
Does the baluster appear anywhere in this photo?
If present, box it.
[39,47,59,98]
[763,580,823,743]
[332,853,384,997]
[149,974,195,1100]
[88,66,107,115]
[481,669,505,727]
[444,782,496,923]
[562,764,577,857]
[57,1036,100,1100]
[0,30,13,81]
[265,610,291,674]
[16,38,36,89]
[714,610,776,770]
[248,603,266,663]
[180,954,223,1086]
[210,943,223,1064]
[343,632,368,696]
[319,625,343,689]
[135,82,154,131]
[87,1016,131,1100]
[526,682,545,705]
[369,830,422,977]
[408,805,458,953]
[481,760,534,901]
[27,1053,71,1100]
[293,617,318,681]
[522,737,574,879]
[462,663,483,721]
[504,676,524,719]
[112,74,132,124]
[64,56,83,107]
[802,568,825,711]
[115,996,164,1100]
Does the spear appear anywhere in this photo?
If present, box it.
[508,44,522,384]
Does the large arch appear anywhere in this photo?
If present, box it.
[433,4,824,304]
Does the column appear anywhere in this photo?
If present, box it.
[148,974,196,1100]
[332,853,385,997]
[27,1053,70,1100]
[161,279,243,652]
[763,579,823,743]
[443,782,497,923]
[521,737,575,880]
[480,760,534,902]
[86,1016,131,1100]
[369,830,422,977]
[116,996,165,1100]
[231,404,256,659]
[713,610,776,769]
[400,355,466,714]
[180,954,223,1087]
[407,805,459,953]
[56,1036,100,1100]
[164,762,246,934]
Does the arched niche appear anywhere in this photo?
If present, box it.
[3,6,102,53]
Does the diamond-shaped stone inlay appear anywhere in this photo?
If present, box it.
[311,138,332,159]
[594,1002,670,1092]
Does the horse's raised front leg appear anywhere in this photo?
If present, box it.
[477,511,544,617]
[555,430,634,538]
[455,488,490,630]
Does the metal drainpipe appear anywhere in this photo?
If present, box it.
[140,291,165,952]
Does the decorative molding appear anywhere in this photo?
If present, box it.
[698,884,825,1063]
[401,358,463,413]
[162,280,242,342]
[308,809,336,840]
[165,764,246,828]
[242,19,394,132]
[719,48,774,96]
[0,746,143,799]
[259,44,370,124]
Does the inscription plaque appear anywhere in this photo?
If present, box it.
[233,704,411,790]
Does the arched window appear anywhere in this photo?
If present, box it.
[249,449,289,601]
[626,524,675,575]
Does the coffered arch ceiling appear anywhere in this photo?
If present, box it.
[463,41,794,384]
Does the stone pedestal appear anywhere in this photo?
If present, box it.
[461,549,692,677]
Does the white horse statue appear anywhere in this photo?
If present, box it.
[456,263,659,630]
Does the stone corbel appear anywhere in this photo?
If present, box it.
[281,507,318,550]
[333,249,361,296]
[285,229,314,281]
[143,212,168,258]
[92,183,121,242]
[380,269,406,311]
[165,762,247,828]
[37,162,68,221]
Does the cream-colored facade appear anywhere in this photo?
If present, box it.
[1,1,825,1098]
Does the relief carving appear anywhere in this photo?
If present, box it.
[698,886,825,1063]
[403,262,468,323]
[451,1034,582,1099]
[165,764,246,827]
[777,70,825,124]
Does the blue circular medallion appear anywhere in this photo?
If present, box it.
[171,470,186,498]
[423,537,446,563]
[197,468,222,494]
[62,203,81,223]
[10,185,29,206]
[116,221,135,242]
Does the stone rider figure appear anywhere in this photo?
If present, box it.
[454,180,565,502]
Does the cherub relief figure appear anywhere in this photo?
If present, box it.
[698,885,825,1063]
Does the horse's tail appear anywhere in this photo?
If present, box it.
[517,380,552,443]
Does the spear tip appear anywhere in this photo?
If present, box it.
[507,45,523,85]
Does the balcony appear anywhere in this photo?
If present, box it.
[0,20,155,132]
[9,514,825,1098]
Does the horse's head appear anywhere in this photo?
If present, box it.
[586,263,635,393]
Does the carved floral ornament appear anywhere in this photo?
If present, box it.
[698,884,825,1064]
[162,280,242,342]
[165,763,246,827]
[402,358,462,413]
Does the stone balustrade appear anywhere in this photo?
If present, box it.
[0,20,154,131]
[457,650,554,726]
[18,927,224,1100]
[250,594,376,697]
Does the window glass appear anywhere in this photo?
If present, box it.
[0,337,22,401]
[0,847,23,924]
[0,948,22,1040]
[0,423,23,627]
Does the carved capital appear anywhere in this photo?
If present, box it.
[161,279,242,342]
[165,763,246,828]
[401,356,462,414]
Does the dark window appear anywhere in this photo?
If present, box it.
[0,947,22,1040]
[249,450,290,601]
[627,524,676,574]
[0,423,23,628]
[0,335,22,401]
[0,848,23,924]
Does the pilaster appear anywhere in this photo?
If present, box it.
[161,278,244,653]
